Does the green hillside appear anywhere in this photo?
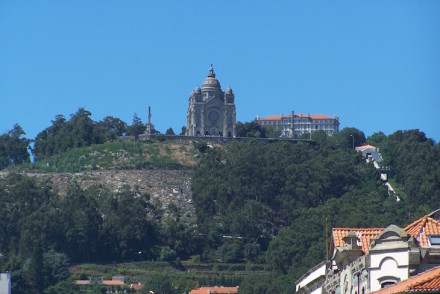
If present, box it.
[11,140,197,173]
[0,114,439,293]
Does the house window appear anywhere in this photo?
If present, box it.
[378,276,400,288]
[381,282,396,288]
[429,235,440,245]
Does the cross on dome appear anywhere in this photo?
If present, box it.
[208,64,215,78]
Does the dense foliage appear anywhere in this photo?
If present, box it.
[0,124,30,169]
[32,108,130,160]
[0,174,167,292]
[191,128,440,292]
[1,115,439,293]
[369,129,440,208]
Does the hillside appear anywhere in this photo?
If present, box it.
[0,127,439,293]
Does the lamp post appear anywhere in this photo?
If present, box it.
[350,135,354,150]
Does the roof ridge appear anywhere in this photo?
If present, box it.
[404,215,426,231]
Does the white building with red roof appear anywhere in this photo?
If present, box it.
[296,211,440,294]
[256,112,339,138]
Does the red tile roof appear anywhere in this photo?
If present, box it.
[257,114,333,121]
[102,280,124,286]
[404,216,440,247]
[190,286,239,294]
[258,115,283,121]
[331,215,440,257]
[304,114,332,120]
[331,228,385,254]
[355,145,377,152]
[372,265,440,294]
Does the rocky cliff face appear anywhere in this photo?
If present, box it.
[0,169,195,220]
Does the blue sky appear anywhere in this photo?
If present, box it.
[1,1,439,142]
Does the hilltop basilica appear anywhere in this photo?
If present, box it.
[186,65,236,137]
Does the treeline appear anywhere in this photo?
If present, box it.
[33,108,143,161]
[0,108,160,166]
[191,129,440,293]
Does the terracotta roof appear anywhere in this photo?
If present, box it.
[130,283,143,290]
[331,228,385,254]
[75,280,91,285]
[190,286,239,294]
[257,115,283,121]
[102,280,125,286]
[372,265,440,294]
[307,114,332,120]
[404,216,440,247]
[355,145,377,152]
[257,114,333,121]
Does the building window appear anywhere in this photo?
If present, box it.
[381,282,395,288]
[378,276,400,288]
[429,235,440,245]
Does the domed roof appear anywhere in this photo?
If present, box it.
[202,64,221,91]
[225,86,233,94]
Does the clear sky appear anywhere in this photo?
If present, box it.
[1,1,439,142]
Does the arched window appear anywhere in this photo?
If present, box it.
[378,276,400,288]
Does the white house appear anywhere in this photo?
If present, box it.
[0,272,11,294]
[297,212,440,294]
[296,261,328,294]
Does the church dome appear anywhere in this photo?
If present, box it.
[202,64,221,91]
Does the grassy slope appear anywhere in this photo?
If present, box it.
[13,139,198,172]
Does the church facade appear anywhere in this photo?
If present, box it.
[186,65,236,137]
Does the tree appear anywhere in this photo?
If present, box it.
[127,114,146,139]
[42,250,70,288]
[142,273,177,294]
[180,126,187,135]
[96,116,127,141]
[33,108,103,160]
[262,125,281,138]
[165,128,175,135]
[68,108,96,147]
[27,244,44,293]
[367,131,387,147]
[332,127,366,149]
[236,121,267,138]
[0,124,30,169]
